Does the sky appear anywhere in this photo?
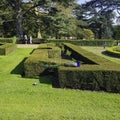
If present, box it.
[24,0,90,4]
[77,0,90,4]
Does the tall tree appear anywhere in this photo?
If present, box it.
[113,25,120,39]
[1,0,76,38]
[0,0,15,37]
[80,0,120,39]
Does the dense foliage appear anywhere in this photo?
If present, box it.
[0,0,120,39]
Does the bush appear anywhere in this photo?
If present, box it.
[83,29,94,40]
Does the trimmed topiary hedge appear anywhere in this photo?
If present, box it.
[0,43,17,55]
[63,43,113,65]
[24,43,62,78]
[105,46,120,58]
[32,38,46,44]
[57,67,120,93]
[24,43,120,93]
[47,39,117,46]
[56,43,120,93]
[0,37,17,43]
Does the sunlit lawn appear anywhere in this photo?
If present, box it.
[0,48,120,120]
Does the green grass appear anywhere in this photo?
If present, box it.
[0,48,120,120]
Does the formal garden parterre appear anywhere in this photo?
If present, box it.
[0,38,120,119]
[24,42,120,93]
[0,38,120,93]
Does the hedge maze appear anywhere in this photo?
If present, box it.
[24,43,120,93]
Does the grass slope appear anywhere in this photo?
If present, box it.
[0,48,120,120]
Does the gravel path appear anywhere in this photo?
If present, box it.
[17,44,39,48]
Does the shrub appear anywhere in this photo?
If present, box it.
[83,29,94,40]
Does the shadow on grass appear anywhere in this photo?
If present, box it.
[39,68,55,85]
[39,68,60,87]
[39,75,60,88]
[29,48,37,54]
[102,51,120,59]
[10,58,27,76]
[39,76,52,85]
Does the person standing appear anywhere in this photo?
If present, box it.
[29,36,32,44]
[103,41,106,49]
[24,34,28,44]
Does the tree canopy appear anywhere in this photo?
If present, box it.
[79,0,120,39]
[0,0,120,39]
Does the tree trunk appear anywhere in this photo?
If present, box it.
[16,13,23,39]
[15,0,23,39]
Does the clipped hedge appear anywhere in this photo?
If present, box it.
[63,43,109,65]
[32,38,46,44]
[24,42,120,93]
[0,37,17,43]
[0,43,17,55]
[24,43,62,78]
[37,43,61,58]
[56,43,120,93]
[47,39,117,46]
[58,67,120,93]
[105,46,120,58]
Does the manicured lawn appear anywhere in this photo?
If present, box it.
[0,48,120,120]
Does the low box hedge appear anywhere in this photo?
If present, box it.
[47,39,116,46]
[37,43,61,58]
[24,43,120,93]
[55,43,120,93]
[57,67,120,93]
[24,44,62,78]
[63,43,111,65]
[32,38,46,44]
[0,43,17,55]
[0,37,17,43]
[105,46,120,58]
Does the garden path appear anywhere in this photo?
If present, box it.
[17,44,39,48]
